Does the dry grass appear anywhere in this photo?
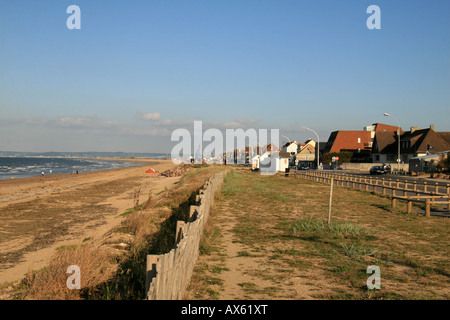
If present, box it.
[18,242,117,300]
[187,167,450,300]
[8,164,226,300]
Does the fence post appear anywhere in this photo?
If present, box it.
[413,182,417,192]
[146,255,159,299]
[407,199,412,214]
[425,198,431,217]
[447,184,450,210]
[391,197,397,208]
[189,205,199,221]
[424,182,427,193]
[175,221,185,247]
[435,183,439,195]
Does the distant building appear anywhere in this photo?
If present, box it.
[372,124,450,163]
[281,141,298,156]
[323,123,400,163]
[295,139,316,166]
[409,151,449,174]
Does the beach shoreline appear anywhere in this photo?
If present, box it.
[0,156,165,182]
[0,159,179,287]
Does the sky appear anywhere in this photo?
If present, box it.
[0,0,449,153]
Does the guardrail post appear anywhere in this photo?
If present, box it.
[391,197,397,208]
[447,184,450,210]
[435,183,439,195]
[425,198,431,217]
[413,182,417,192]
[407,199,412,214]
[424,182,427,193]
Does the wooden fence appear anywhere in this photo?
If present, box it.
[293,170,450,216]
[145,170,226,300]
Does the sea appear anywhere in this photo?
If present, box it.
[0,152,169,181]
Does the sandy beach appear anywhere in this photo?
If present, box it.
[0,159,179,286]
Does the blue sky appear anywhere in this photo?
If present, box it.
[0,0,449,153]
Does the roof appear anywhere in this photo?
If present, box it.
[409,151,449,161]
[298,144,315,154]
[401,128,450,154]
[372,131,396,154]
[264,144,279,152]
[324,131,372,153]
[373,127,450,154]
[437,132,450,145]
[372,123,402,132]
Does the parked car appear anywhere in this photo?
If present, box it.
[370,165,391,175]
[297,164,310,170]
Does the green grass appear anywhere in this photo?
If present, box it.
[187,167,450,300]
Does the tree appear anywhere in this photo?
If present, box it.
[320,151,353,163]
[436,154,449,173]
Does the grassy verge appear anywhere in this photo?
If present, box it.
[187,167,450,300]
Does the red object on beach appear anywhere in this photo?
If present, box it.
[145,168,159,174]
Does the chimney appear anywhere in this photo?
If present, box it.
[410,126,420,133]
[430,124,435,131]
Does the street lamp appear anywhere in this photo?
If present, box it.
[383,113,401,172]
[281,135,291,145]
[303,127,320,170]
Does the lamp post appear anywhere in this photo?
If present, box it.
[383,113,401,172]
[281,135,291,145]
[303,127,320,170]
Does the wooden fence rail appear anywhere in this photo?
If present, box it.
[145,170,226,300]
[293,170,450,215]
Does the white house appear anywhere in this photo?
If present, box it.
[251,152,290,172]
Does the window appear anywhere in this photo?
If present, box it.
[358,138,361,143]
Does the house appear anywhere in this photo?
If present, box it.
[295,139,316,166]
[323,130,373,162]
[323,123,400,163]
[251,151,290,172]
[281,141,298,156]
[409,151,449,173]
[263,143,279,155]
[372,125,450,164]
[278,152,291,172]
